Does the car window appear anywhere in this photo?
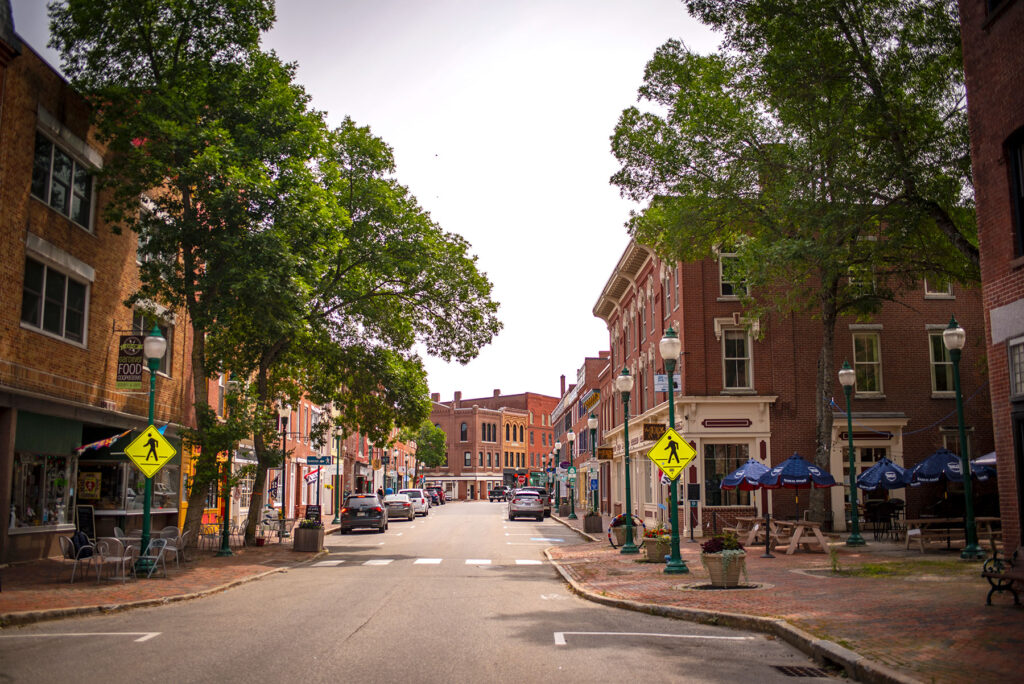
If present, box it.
[384,495,410,503]
[400,490,423,499]
[513,492,539,498]
[346,497,380,509]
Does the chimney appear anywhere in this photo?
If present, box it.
[453,391,462,408]
[560,375,565,396]
[599,350,610,359]
[493,389,501,397]
[430,392,440,402]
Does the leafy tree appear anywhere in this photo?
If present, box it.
[411,422,448,469]
[610,0,976,520]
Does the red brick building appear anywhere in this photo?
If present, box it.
[592,240,992,535]
[959,0,1024,550]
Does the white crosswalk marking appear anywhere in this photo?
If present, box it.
[465,559,491,565]
[414,558,442,564]
[312,560,346,567]
[515,559,543,565]
[363,559,394,566]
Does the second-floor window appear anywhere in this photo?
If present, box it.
[460,422,468,441]
[929,332,954,394]
[21,257,88,344]
[1008,336,1024,399]
[464,451,471,467]
[723,329,752,390]
[719,251,745,297]
[31,132,93,230]
[1008,127,1024,257]
[853,332,882,394]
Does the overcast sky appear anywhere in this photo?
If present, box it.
[12,0,718,403]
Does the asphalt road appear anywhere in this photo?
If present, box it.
[0,502,838,683]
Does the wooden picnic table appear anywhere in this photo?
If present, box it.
[903,516,1001,552]
[772,519,829,555]
[725,517,771,546]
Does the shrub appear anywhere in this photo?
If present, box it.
[700,531,744,554]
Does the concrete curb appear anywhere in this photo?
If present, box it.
[544,518,918,684]
[0,548,330,629]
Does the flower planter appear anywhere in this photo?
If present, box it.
[700,551,746,587]
[612,525,635,547]
[643,537,672,562]
[293,527,324,553]
[583,512,604,533]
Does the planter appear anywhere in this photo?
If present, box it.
[700,551,746,587]
[583,512,604,533]
[612,525,636,547]
[558,503,570,517]
[255,537,267,547]
[643,537,672,562]
[293,527,324,553]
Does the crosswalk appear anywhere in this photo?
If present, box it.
[311,558,547,568]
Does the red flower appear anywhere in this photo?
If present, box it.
[131,137,148,148]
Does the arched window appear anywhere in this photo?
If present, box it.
[505,423,510,440]
[519,425,524,442]
[460,422,467,441]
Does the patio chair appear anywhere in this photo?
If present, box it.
[59,535,94,584]
[162,529,191,567]
[94,538,135,583]
[160,525,180,539]
[137,538,169,579]
[200,523,221,550]
[230,523,246,547]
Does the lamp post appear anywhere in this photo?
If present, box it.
[567,430,577,519]
[332,436,344,524]
[554,441,562,511]
[276,403,290,538]
[588,414,598,514]
[382,452,391,494]
[135,325,166,574]
[838,361,866,546]
[660,328,688,574]
[616,368,639,554]
[547,452,554,509]
[944,316,984,560]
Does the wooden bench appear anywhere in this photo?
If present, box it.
[906,528,964,551]
[982,545,1024,607]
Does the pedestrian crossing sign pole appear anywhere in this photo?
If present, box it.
[645,427,695,481]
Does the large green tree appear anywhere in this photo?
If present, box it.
[611,0,976,520]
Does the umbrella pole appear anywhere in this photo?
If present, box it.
[761,488,774,558]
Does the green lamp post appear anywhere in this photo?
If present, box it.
[659,328,688,574]
[944,316,984,560]
[567,429,577,520]
[135,324,166,575]
[838,361,866,547]
[332,431,344,524]
[588,413,598,514]
[553,442,561,509]
[276,403,291,538]
[615,368,639,554]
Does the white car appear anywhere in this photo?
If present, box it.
[398,488,430,516]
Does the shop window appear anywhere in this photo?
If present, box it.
[703,444,751,505]
[21,257,88,344]
[941,428,973,459]
[853,332,883,394]
[132,310,174,376]
[929,332,955,394]
[10,453,74,528]
[237,465,255,509]
[31,131,94,229]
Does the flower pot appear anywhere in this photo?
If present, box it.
[255,538,267,547]
[643,537,672,562]
[583,512,604,533]
[293,527,324,553]
[612,525,635,547]
[700,551,746,587]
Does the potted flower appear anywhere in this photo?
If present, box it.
[293,518,324,552]
[642,522,672,562]
[699,531,747,587]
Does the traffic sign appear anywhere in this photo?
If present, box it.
[589,479,598,491]
[307,455,332,466]
[568,466,577,477]
[124,425,177,478]
[645,427,695,480]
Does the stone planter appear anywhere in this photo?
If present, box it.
[700,551,746,587]
[612,525,635,548]
[293,527,324,553]
[558,503,570,517]
[583,512,604,533]
[643,537,671,562]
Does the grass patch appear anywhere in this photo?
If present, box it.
[829,559,975,578]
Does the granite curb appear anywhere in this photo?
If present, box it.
[545,515,918,684]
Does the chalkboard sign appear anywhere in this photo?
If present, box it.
[304,504,321,522]
[76,504,96,541]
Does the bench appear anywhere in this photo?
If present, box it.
[906,527,965,552]
[982,545,1024,607]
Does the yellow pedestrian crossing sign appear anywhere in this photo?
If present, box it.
[124,425,177,478]
[646,427,695,480]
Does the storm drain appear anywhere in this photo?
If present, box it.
[771,665,832,677]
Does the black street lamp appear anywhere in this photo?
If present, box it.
[838,361,866,547]
[615,368,639,554]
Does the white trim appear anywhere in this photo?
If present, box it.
[25,233,95,282]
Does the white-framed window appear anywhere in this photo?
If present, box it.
[853,332,883,394]
[639,303,646,341]
[941,428,972,459]
[723,329,752,390]
[31,131,94,230]
[132,310,174,376]
[21,256,88,344]
[663,277,671,319]
[1009,336,1024,399]
[929,332,955,395]
[704,443,751,505]
[673,266,680,309]
[464,451,472,467]
[719,251,746,298]
[924,278,953,298]
[649,292,655,333]
[217,374,226,416]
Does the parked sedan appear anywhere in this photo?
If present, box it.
[507,490,544,521]
[383,493,415,521]
[338,494,388,533]
[399,488,430,516]
[518,486,552,517]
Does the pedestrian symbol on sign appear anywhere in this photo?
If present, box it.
[646,427,695,480]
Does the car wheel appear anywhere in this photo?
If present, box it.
[508,513,515,521]
[536,515,543,521]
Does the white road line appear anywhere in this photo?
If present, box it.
[0,632,161,643]
[465,559,491,565]
[530,538,564,542]
[363,559,394,566]
[311,560,346,567]
[394,533,403,536]
[553,632,756,646]
[515,559,543,565]
[507,542,553,545]
[414,558,442,564]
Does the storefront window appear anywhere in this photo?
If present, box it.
[77,460,179,512]
[10,452,74,528]
[703,444,751,506]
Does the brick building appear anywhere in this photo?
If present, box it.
[0,14,191,564]
[591,240,992,535]
[425,390,558,500]
[550,353,610,513]
[959,0,1024,550]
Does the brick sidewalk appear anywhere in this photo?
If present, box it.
[548,513,1023,684]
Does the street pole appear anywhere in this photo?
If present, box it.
[945,316,984,560]
[217,449,233,556]
[616,369,638,554]
[589,414,598,514]
[277,404,290,539]
[838,361,865,546]
[660,328,688,574]
[135,325,166,575]
[332,435,343,524]
[567,430,577,520]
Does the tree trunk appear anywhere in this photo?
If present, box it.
[182,328,213,547]
[810,284,838,524]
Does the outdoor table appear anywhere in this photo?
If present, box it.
[731,516,776,547]
[772,519,829,554]
[903,517,976,551]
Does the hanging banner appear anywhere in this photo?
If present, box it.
[269,475,279,498]
[304,467,321,484]
[116,335,145,389]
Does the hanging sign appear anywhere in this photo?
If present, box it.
[115,335,144,389]
[653,374,681,393]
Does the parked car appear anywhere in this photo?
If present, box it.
[383,493,415,521]
[338,493,388,533]
[518,486,551,517]
[507,490,544,521]
[425,486,446,505]
[489,485,511,502]
[398,488,430,516]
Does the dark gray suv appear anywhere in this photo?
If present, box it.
[338,494,388,533]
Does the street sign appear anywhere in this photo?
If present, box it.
[590,479,598,491]
[642,423,666,441]
[568,466,577,477]
[596,447,613,460]
[653,374,681,393]
[124,425,177,478]
[645,427,695,480]
[307,455,332,466]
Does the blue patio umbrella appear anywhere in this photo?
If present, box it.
[720,459,771,491]
[758,453,837,520]
[908,448,996,486]
[972,451,997,468]
[856,457,910,491]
